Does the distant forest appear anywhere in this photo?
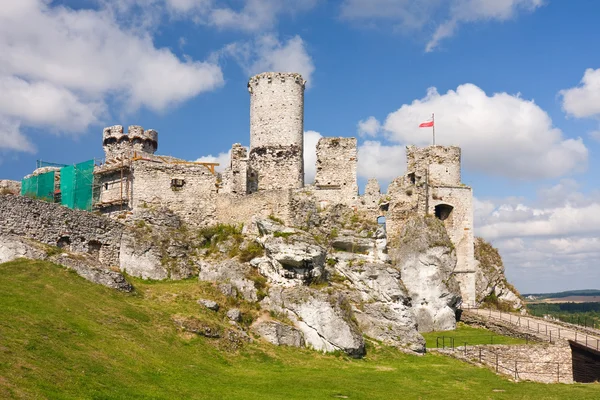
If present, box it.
[523,289,600,299]
[528,302,600,329]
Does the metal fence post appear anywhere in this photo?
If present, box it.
[514,361,518,381]
[496,353,499,372]
[557,363,560,383]
[479,347,482,363]
[464,342,467,356]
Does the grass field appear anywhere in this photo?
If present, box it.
[1,259,599,399]
[422,324,529,349]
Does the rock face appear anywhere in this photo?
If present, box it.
[254,219,326,286]
[252,320,305,347]
[0,234,132,292]
[474,237,523,310]
[264,286,365,357]
[198,260,258,302]
[332,259,425,352]
[390,216,462,332]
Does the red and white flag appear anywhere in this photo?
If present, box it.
[419,119,434,128]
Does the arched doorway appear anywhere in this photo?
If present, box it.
[434,204,454,221]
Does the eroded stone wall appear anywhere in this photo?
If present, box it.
[0,180,21,195]
[0,195,124,266]
[314,137,358,205]
[216,190,294,230]
[221,143,248,195]
[406,145,461,186]
[131,160,218,227]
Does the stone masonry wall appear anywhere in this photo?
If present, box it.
[0,194,124,266]
[314,137,358,205]
[248,72,305,191]
[131,160,218,227]
[221,143,248,195]
[406,145,461,186]
[0,180,21,195]
[216,190,294,230]
[430,185,475,304]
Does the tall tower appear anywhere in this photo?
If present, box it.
[102,125,158,160]
[247,72,305,192]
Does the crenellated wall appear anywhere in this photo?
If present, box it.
[102,125,158,160]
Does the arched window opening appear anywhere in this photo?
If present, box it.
[434,204,454,221]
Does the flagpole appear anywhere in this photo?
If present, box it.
[432,113,435,146]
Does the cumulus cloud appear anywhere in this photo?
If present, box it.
[475,192,600,292]
[195,150,231,173]
[357,141,406,182]
[0,0,223,153]
[560,68,600,119]
[0,118,35,153]
[111,0,319,32]
[339,0,544,52]
[303,130,323,184]
[381,84,587,179]
[216,34,315,85]
[357,116,381,137]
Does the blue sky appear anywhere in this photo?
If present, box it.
[1,0,599,293]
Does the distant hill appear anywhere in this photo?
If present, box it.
[523,289,600,300]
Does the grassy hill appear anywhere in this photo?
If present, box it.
[1,259,599,399]
[523,289,600,300]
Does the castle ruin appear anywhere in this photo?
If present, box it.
[12,71,476,305]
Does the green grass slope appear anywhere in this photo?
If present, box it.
[0,259,599,399]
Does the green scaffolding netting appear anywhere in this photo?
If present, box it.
[60,160,94,211]
[20,171,56,201]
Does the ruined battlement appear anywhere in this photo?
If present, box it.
[406,145,461,187]
[102,125,158,160]
[247,72,306,91]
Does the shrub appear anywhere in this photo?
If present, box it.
[267,214,285,225]
[239,241,264,263]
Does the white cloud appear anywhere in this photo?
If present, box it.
[357,141,406,182]
[381,84,587,179]
[112,0,318,32]
[339,0,544,52]
[217,34,315,85]
[303,130,322,184]
[560,68,600,119]
[0,118,35,153]
[0,0,223,153]
[475,191,600,292]
[357,116,381,137]
[195,150,231,172]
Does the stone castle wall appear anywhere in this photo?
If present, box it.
[0,194,124,266]
[314,137,358,205]
[131,160,218,227]
[216,190,294,230]
[248,72,305,191]
[0,180,21,195]
[103,125,158,160]
[406,145,461,186]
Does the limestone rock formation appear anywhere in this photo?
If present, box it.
[474,237,523,310]
[331,259,425,352]
[390,216,462,332]
[198,260,258,302]
[0,234,132,292]
[252,320,305,347]
[254,219,326,285]
[263,286,365,357]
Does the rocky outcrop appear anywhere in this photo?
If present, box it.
[198,260,258,302]
[254,219,326,285]
[390,216,461,332]
[331,259,425,352]
[263,286,365,357]
[474,237,523,310]
[252,320,305,347]
[0,234,132,292]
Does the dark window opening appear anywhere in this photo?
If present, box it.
[435,204,454,221]
[171,178,185,189]
[88,240,102,259]
[408,173,416,184]
[104,183,109,190]
[57,236,71,249]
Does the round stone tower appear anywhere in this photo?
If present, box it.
[247,72,305,192]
